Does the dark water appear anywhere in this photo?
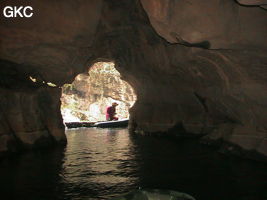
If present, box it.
[0,128,267,200]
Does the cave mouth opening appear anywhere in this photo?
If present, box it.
[60,62,137,122]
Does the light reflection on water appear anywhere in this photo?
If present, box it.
[60,128,139,200]
[62,128,138,190]
[0,127,266,200]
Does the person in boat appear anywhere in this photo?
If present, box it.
[106,102,119,121]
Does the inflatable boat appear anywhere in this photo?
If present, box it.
[93,119,129,128]
[65,119,129,129]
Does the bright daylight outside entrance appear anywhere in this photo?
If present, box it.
[61,62,136,123]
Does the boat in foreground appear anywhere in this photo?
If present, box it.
[110,189,195,200]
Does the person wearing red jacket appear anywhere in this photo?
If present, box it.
[106,102,119,121]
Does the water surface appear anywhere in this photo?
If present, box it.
[0,128,266,200]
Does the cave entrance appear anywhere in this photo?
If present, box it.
[60,62,136,122]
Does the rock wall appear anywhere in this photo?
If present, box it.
[0,0,266,159]
[87,0,267,158]
[141,0,267,49]
[0,60,66,156]
[61,62,136,122]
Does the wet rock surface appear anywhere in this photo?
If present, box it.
[0,0,267,159]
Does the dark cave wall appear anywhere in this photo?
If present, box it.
[0,86,66,156]
[0,61,66,155]
[141,0,267,49]
[90,0,267,157]
[0,0,266,158]
[0,0,103,85]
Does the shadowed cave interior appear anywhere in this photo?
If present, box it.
[0,0,267,199]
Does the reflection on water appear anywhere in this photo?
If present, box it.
[0,128,267,200]
[61,128,139,200]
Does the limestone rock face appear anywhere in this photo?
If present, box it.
[61,62,136,122]
[0,0,267,159]
[0,85,66,155]
[0,0,103,85]
[0,60,66,155]
[82,0,267,158]
[237,0,267,6]
[140,0,267,49]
